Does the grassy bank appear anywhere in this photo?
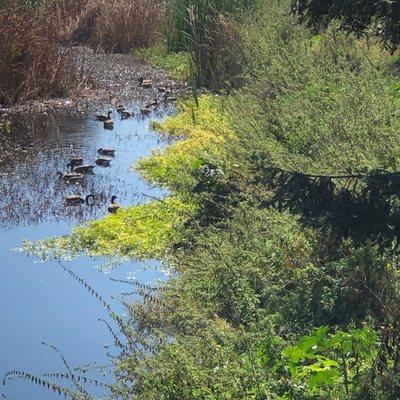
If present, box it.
[19,0,400,398]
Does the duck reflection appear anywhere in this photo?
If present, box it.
[0,107,169,229]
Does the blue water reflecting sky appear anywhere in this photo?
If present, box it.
[0,107,170,399]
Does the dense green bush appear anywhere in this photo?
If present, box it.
[231,1,400,176]
[292,0,400,51]
[112,1,400,398]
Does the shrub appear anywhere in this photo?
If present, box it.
[231,1,400,176]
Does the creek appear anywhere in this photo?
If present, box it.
[0,105,171,399]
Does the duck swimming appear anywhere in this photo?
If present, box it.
[104,118,114,129]
[67,163,95,174]
[94,111,112,121]
[97,148,115,156]
[66,194,95,206]
[120,110,133,119]
[95,157,111,167]
[139,77,152,88]
[57,171,84,183]
[108,195,121,213]
[140,107,151,115]
[146,99,158,108]
[69,157,83,167]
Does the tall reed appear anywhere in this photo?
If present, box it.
[0,0,165,105]
[167,0,260,88]
[47,0,164,52]
[0,3,84,105]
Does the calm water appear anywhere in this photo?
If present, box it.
[0,106,171,399]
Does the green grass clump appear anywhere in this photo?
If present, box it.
[166,0,260,88]
[135,43,191,81]
[24,196,195,261]
[167,0,260,52]
[137,94,235,190]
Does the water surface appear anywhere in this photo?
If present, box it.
[0,106,170,399]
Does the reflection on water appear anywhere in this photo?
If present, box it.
[0,107,169,228]
[0,106,171,399]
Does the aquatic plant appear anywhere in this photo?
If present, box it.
[166,0,259,88]
[23,196,195,261]
[138,95,235,190]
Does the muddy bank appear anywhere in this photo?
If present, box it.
[0,47,188,117]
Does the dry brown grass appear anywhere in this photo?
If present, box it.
[0,0,165,105]
[47,0,164,52]
[0,4,86,106]
[88,0,164,52]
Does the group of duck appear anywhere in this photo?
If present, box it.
[61,78,177,213]
[93,78,176,129]
[60,148,120,213]
[58,147,115,183]
[65,193,120,213]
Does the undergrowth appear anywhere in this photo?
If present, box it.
[135,44,191,81]
[24,196,195,261]
[16,0,400,399]
[137,95,235,190]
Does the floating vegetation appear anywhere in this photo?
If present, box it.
[137,95,235,190]
[23,196,195,261]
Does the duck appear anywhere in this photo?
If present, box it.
[97,148,115,156]
[104,118,114,129]
[108,195,121,213]
[139,77,152,88]
[140,107,151,115]
[69,157,83,167]
[146,99,158,108]
[57,171,84,183]
[94,111,112,121]
[66,194,95,206]
[95,157,111,167]
[120,110,133,119]
[67,163,95,174]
